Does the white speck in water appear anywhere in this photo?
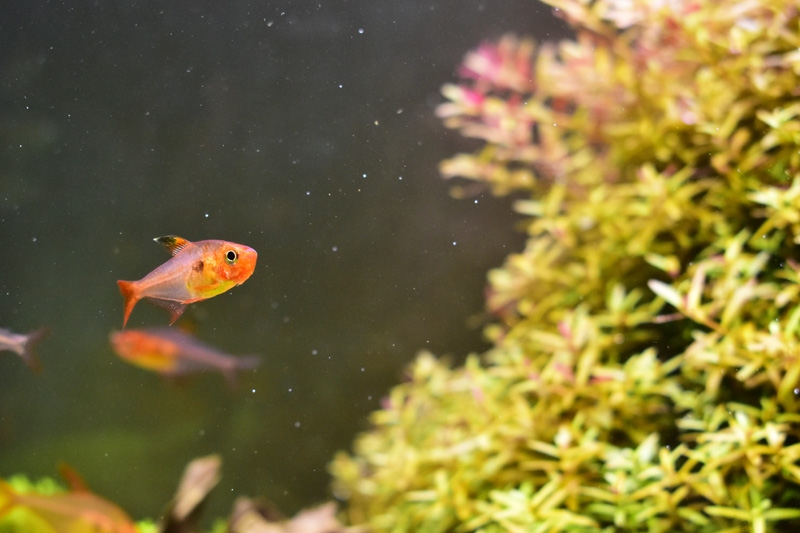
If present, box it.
[452,241,457,245]
[358,28,364,34]
[338,84,343,88]
[294,421,301,428]
[288,388,293,392]
[251,388,256,393]
[31,237,37,242]
[398,176,403,180]
[362,173,367,178]
[396,108,403,114]
[795,388,799,395]
[312,349,318,355]
[361,367,365,372]
[306,191,311,196]
[331,246,338,252]
[204,213,209,218]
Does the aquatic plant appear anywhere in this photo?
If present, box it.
[330,0,800,531]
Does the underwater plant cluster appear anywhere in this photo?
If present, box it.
[330,0,800,531]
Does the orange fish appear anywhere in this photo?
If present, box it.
[0,327,48,372]
[0,478,137,533]
[110,327,261,385]
[117,236,257,328]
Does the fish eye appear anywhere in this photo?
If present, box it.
[225,250,238,265]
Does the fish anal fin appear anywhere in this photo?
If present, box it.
[154,236,192,256]
[144,297,188,325]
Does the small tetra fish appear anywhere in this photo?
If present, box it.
[0,327,48,372]
[110,327,261,386]
[0,477,137,533]
[117,236,257,328]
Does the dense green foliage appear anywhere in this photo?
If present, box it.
[330,1,800,531]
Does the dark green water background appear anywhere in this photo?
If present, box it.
[0,0,568,523]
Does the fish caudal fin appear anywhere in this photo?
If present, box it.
[117,280,139,329]
[235,355,262,371]
[21,327,49,373]
[222,355,261,389]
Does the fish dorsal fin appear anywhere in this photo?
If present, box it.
[58,461,90,492]
[155,236,192,256]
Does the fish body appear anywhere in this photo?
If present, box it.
[110,327,261,385]
[0,478,137,533]
[117,236,257,328]
[0,327,48,372]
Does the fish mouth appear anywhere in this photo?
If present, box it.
[242,247,257,261]
[238,247,258,278]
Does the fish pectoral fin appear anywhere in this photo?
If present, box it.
[144,297,189,325]
[154,236,192,256]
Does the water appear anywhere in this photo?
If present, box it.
[0,0,568,525]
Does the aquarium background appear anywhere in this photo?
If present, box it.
[0,0,569,523]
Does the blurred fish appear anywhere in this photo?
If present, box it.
[0,478,137,533]
[0,327,48,372]
[117,236,257,328]
[110,327,261,386]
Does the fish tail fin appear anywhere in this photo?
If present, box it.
[236,355,262,371]
[21,327,49,373]
[0,479,17,519]
[223,355,261,389]
[117,280,139,329]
